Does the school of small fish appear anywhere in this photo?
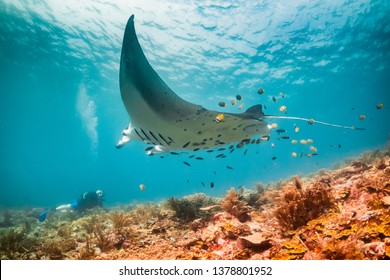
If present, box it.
[142,86,379,191]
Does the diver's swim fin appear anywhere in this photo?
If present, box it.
[39,209,49,222]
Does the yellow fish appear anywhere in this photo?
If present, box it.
[309,146,317,153]
[215,113,225,123]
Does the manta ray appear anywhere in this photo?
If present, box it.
[117,15,363,154]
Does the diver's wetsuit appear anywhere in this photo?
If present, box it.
[39,190,104,222]
[71,191,103,213]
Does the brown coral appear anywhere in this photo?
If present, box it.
[274,182,334,231]
[221,188,252,222]
[109,212,133,236]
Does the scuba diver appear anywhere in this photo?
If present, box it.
[39,190,105,222]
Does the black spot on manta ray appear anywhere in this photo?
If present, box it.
[182,141,190,148]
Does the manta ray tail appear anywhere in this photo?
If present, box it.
[262,115,366,130]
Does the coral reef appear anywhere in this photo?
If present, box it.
[274,181,334,232]
[221,188,252,222]
[166,193,218,222]
[1,152,390,260]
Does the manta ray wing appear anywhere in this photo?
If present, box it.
[117,15,270,153]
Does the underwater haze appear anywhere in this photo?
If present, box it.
[0,0,389,208]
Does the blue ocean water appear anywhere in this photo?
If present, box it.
[0,0,389,209]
